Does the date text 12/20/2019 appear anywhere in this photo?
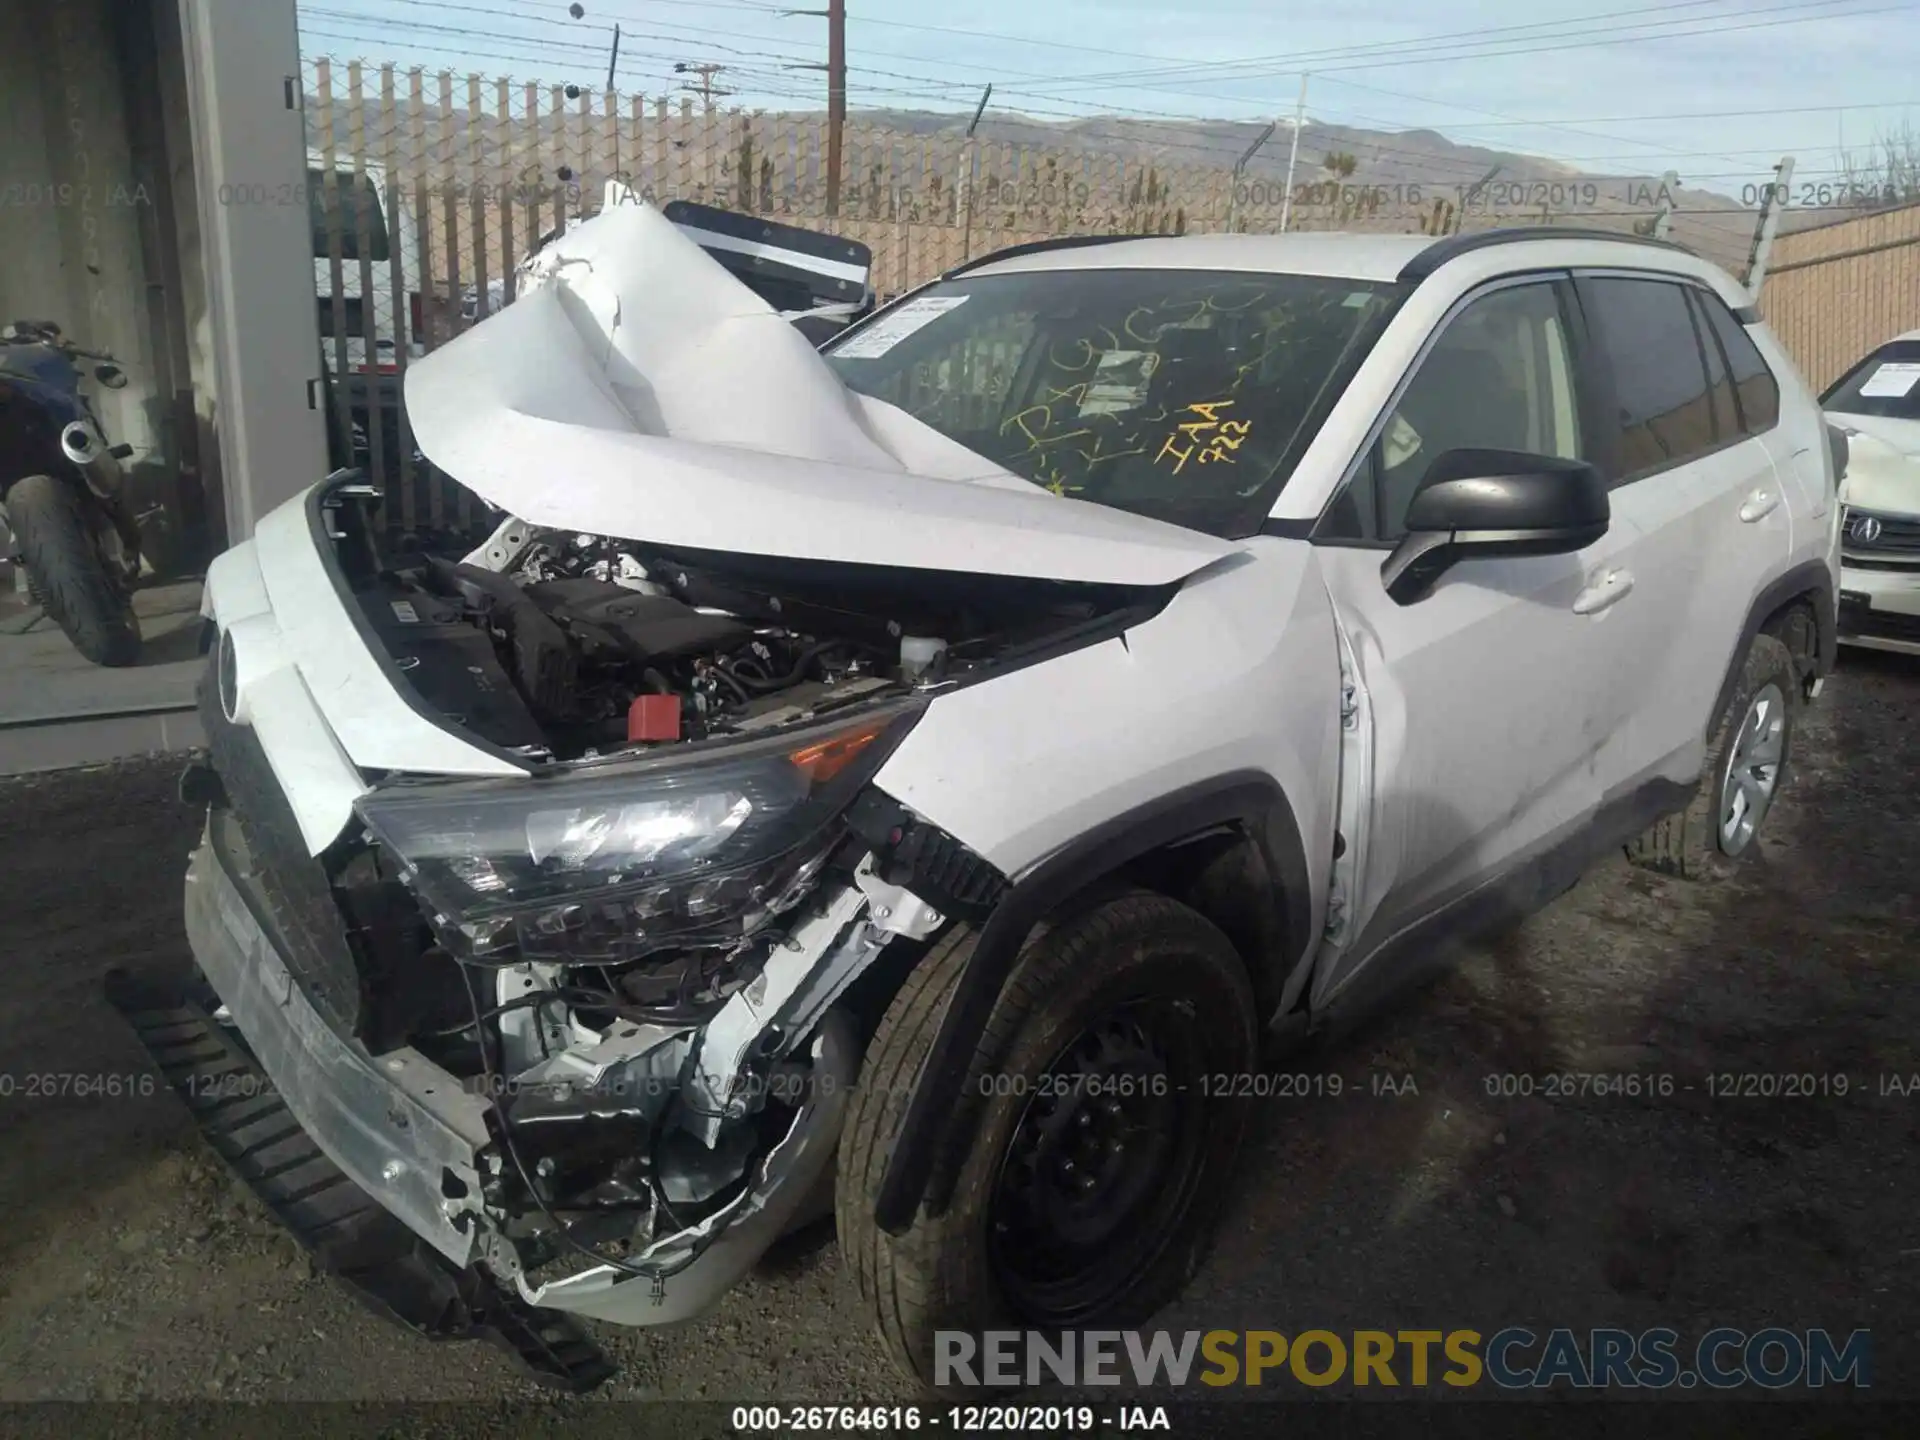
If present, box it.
[730,1405,1172,1433]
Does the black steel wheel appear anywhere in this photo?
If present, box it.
[836,890,1258,1393]
[986,1001,1210,1324]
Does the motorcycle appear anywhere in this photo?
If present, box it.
[0,319,144,666]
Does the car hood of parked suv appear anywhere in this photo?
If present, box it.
[1827,411,1920,515]
[402,189,1237,589]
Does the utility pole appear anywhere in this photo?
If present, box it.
[607,24,622,186]
[782,0,848,217]
[1227,120,1277,233]
[1453,165,1502,234]
[674,61,731,110]
[959,84,992,261]
[1744,155,1794,297]
[1278,72,1308,233]
[826,0,846,216]
[1650,168,1680,239]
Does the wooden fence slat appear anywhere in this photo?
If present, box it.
[312,61,355,462]
[467,73,490,329]
[347,61,387,496]
[498,78,517,307]
[437,71,461,528]
[378,62,415,529]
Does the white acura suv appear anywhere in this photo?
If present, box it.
[112,201,1840,1393]
[1823,328,1920,654]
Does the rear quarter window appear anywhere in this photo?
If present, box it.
[1698,291,1780,433]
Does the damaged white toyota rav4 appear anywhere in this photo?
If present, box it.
[114,198,1841,1393]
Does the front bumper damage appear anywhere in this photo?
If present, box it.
[114,793,938,1385]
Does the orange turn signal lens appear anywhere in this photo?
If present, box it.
[788,722,887,785]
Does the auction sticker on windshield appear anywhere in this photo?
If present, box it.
[1859,361,1920,398]
[832,295,970,358]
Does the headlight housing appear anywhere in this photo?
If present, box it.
[355,703,920,963]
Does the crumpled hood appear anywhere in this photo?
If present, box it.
[1829,411,1920,515]
[404,188,1235,587]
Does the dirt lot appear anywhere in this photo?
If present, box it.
[0,649,1915,1417]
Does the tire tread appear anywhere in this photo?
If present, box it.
[1627,632,1797,880]
[8,473,140,666]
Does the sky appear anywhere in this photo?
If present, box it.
[298,0,1920,198]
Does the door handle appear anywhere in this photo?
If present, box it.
[1739,487,1780,523]
[1572,568,1635,615]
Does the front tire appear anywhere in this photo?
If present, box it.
[836,892,1257,1392]
[1627,632,1798,880]
[7,474,141,666]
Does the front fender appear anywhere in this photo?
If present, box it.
[872,537,1341,888]
[867,536,1342,1233]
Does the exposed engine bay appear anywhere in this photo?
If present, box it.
[334,491,1157,764]
[245,487,1135,1321]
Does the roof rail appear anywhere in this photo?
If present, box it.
[1399,226,1696,282]
[943,232,1170,280]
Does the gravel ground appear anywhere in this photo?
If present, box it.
[0,648,1914,1417]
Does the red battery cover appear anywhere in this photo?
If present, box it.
[627,694,682,742]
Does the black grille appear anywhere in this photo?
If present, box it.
[197,668,369,1038]
[1838,596,1920,644]
[1844,509,1920,557]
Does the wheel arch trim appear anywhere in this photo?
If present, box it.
[871,769,1312,1236]
[1710,558,1835,737]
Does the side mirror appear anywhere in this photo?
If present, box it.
[94,362,128,389]
[1381,448,1610,606]
[1825,422,1850,484]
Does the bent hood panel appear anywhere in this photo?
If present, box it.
[1831,416,1920,515]
[403,196,1234,588]
[1829,412,1920,459]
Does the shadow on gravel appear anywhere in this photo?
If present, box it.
[1160,649,1919,1397]
[0,758,205,1278]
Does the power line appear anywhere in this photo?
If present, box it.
[1010,0,1875,93]
[299,23,1785,215]
[302,7,1882,205]
[333,0,1892,186]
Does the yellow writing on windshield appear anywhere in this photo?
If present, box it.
[1156,399,1252,474]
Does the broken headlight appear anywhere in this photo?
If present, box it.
[355,704,920,963]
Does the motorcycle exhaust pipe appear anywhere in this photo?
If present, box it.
[60,419,126,500]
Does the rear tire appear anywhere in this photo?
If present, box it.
[1627,632,1797,880]
[836,892,1257,1393]
[8,474,141,666]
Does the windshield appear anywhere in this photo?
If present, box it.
[309,169,391,263]
[824,267,1398,538]
[1823,339,1920,421]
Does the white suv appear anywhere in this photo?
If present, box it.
[115,207,1839,1393]
[1823,329,1920,653]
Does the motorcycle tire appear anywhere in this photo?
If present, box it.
[8,473,142,667]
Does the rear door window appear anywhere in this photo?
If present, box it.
[1582,276,1718,481]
